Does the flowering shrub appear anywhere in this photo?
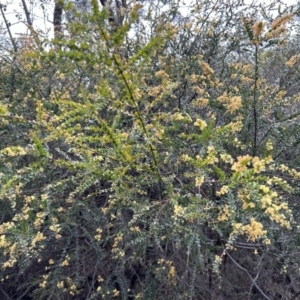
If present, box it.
[0,0,300,299]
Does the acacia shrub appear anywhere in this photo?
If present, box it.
[0,1,300,299]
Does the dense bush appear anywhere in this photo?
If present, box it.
[0,0,300,299]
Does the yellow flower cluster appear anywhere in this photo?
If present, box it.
[112,289,120,297]
[0,103,7,115]
[289,168,300,179]
[2,146,26,156]
[194,118,207,130]
[266,140,273,151]
[238,189,254,209]
[270,14,293,30]
[24,195,35,204]
[56,277,78,296]
[260,189,278,209]
[31,232,46,247]
[232,155,272,174]
[192,97,209,107]
[231,155,252,172]
[232,218,267,242]
[49,224,62,239]
[265,13,292,40]
[223,119,243,133]
[61,255,70,266]
[260,185,270,194]
[0,222,14,234]
[156,259,176,285]
[0,235,10,248]
[285,55,299,68]
[181,154,192,162]
[218,93,242,113]
[112,234,123,249]
[167,265,176,285]
[220,154,234,164]
[216,185,229,196]
[190,74,198,83]
[195,176,204,187]
[39,274,49,288]
[94,228,103,241]
[173,112,185,121]
[215,254,223,264]
[267,176,292,190]
[57,281,64,289]
[199,61,214,76]
[217,205,231,221]
[265,205,290,228]
[244,219,266,241]
[252,21,265,36]
[129,226,141,233]
[34,212,46,228]
[260,185,291,227]
[252,157,266,173]
[3,257,17,269]
[173,204,186,220]
[206,146,218,165]
[149,86,161,97]
[57,207,65,213]
[155,70,169,79]
[238,184,291,228]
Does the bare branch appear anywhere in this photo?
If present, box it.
[20,0,32,26]
[0,4,17,52]
[0,286,13,300]
[226,250,271,300]
[54,0,63,35]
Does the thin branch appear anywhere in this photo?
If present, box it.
[248,254,264,300]
[248,270,261,300]
[252,43,259,156]
[0,4,17,52]
[0,287,13,300]
[258,127,272,147]
[291,289,300,300]
[226,250,271,300]
[21,0,32,26]
[205,239,264,249]
[53,0,63,35]
[100,0,116,24]
[16,285,34,300]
